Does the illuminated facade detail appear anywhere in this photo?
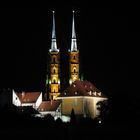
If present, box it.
[49,11,60,100]
[69,11,80,84]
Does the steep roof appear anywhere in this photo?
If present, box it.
[16,92,41,103]
[59,80,106,98]
[37,100,61,112]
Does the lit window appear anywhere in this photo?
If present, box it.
[64,92,66,95]
[75,92,77,95]
[89,91,92,95]
[73,84,76,87]
[98,92,101,96]
[93,91,96,96]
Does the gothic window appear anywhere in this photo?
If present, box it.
[73,55,76,60]
[53,79,56,83]
[74,69,76,73]
[54,69,56,73]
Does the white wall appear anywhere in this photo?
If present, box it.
[39,111,56,116]
[35,92,42,109]
[22,103,35,107]
[12,90,21,106]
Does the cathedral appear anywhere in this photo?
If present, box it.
[12,11,107,122]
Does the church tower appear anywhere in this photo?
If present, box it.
[69,11,80,85]
[49,11,60,100]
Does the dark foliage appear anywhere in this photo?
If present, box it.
[96,100,109,123]
[0,103,136,140]
[70,108,76,124]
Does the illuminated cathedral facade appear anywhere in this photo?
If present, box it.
[48,11,61,100]
[47,11,80,101]
[69,11,80,85]
[12,11,107,121]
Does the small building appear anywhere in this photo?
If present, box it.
[37,100,61,119]
[57,80,107,119]
[12,90,42,109]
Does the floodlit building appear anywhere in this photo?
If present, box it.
[12,11,108,121]
[12,90,42,109]
[57,80,107,119]
[37,100,61,118]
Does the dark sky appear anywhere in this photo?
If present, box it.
[0,4,139,99]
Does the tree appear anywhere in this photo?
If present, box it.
[70,108,76,124]
[96,100,109,123]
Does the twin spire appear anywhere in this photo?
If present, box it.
[50,11,59,52]
[52,11,56,39]
[71,10,78,52]
[50,10,78,52]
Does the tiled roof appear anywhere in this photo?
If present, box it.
[16,92,41,103]
[59,80,106,98]
[37,100,61,112]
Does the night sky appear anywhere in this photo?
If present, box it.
[0,4,140,103]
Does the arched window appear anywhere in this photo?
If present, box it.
[73,55,76,60]
[74,69,76,73]
[53,79,56,83]
[54,69,56,73]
